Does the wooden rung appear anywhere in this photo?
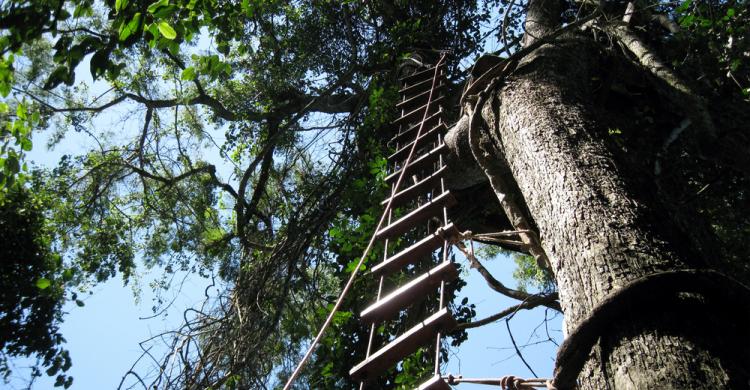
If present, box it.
[399,64,444,84]
[381,165,447,209]
[399,78,446,96]
[391,96,445,127]
[375,191,456,241]
[417,375,452,390]
[388,123,445,163]
[385,143,446,185]
[390,113,443,146]
[371,223,459,277]
[349,308,457,381]
[361,261,458,324]
[396,85,445,111]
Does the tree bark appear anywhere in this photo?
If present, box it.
[472,3,750,388]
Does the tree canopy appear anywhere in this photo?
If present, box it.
[0,0,748,388]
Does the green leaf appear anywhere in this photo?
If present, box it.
[90,48,111,80]
[20,137,32,151]
[676,0,692,12]
[147,0,169,14]
[157,22,177,40]
[680,14,695,27]
[115,0,129,13]
[180,66,196,81]
[36,278,51,289]
[728,59,741,72]
[152,4,177,18]
[320,361,334,378]
[74,3,93,17]
[16,103,26,120]
[5,153,19,173]
[75,299,85,307]
[344,259,358,272]
[44,66,68,89]
[119,12,142,41]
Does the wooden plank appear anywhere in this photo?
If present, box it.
[388,123,444,163]
[391,96,445,127]
[371,223,458,277]
[390,115,444,146]
[399,78,446,96]
[396,85,445,111]
[380,165,447,209]
[375,191,456,240]
[384,143,446,185]
[361,261,458,324]
[349,308,457,381]
[399,63,444,84]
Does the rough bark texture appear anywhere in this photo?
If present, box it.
[477,31,750,389]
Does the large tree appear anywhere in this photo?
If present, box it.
[450,0,750,388]
[0,0,748,388]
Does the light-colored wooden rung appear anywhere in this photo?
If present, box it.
[391,96,445,127]
[384,143,446,185]
[396,85,445,111]
[380,165,447,209]
[390,114,443,146]
[388,123,445,163]
[349,308,457,382]
[399,63,444,84]
[371,223,459,277]
[399,78,440,96]
[375,191,456,241]
[361,261,458,324]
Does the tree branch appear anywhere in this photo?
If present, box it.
[463,246,561,311]
[120,162,240,201]
[456,293,559,330]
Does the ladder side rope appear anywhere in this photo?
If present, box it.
[282,53,448,390]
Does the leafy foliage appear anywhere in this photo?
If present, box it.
[0,189,71,388]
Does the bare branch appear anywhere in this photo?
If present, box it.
[456,293,559,330]
[506,318,539,377]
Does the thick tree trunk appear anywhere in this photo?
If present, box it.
[474,11,750,389]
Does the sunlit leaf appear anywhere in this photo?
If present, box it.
[157,22,177,40]
[36,278,51,289]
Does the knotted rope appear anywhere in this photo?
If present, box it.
[446,374,556,389]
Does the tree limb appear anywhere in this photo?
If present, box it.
[456,293,560,330]
[461,244,561,311]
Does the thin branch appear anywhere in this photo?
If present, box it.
[501,0,519,57]
[456,293,559,330]
[506,318,539,378]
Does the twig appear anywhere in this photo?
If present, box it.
[506,318,539,378]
